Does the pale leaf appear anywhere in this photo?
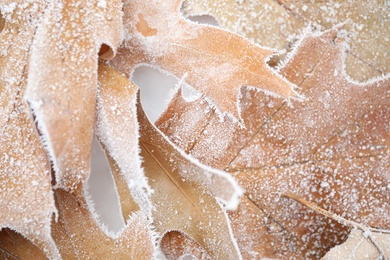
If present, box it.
[322,229,390,260]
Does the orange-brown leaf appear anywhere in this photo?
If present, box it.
[185,0,389,81]
[0,3,59,258]
[51,187,155,259]
[96,64,243,258]
[23,0,123,190]
[157,27,390,258]
[110,0,297,120]
[139,100,243,259]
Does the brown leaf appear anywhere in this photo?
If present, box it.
[138,94,243,258]
[96,63,153,220]
[184,0,389,81]
[278,0,390,81]
[51,187,155,259]
[0,63,157,259]
[97,63,243,259]
[0,229,48,260]
[161,231,210,260]
[110,0,297,120]
[157,27,390,258]
[0,3,59,258]
[23,0,123,190]
[182,0,304,53]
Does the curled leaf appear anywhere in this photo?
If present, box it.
[157,27,390,258]
[110,0,297,120]
[24,0,123,190]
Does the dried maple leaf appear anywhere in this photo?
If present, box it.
[109,0,297,120]
[22,0,123,191]
[183,0,390,81]
[157,27,390,258]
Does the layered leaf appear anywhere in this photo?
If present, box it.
[278,0,390,81]
[96,63,153,219]
[157,27,390,258]
[110,0,297,120]
[184,0,390,81]
[51,187,155,259]
[96,64,243,259]
[139,107,242,259]
[24,0,123,190]
[0,2,59,258]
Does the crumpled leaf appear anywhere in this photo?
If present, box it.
[1,188,156,260]
[139,95,243,258]
[322,229,390,260]
[51,187,155,259]
[23,0,123,190]
[110,0,297,120]
[278,0,390,81]
[183,0,389,81]
[96,63,243,259]
[0,2,58,258]
[96,63,153,219]
[182,0,304,54]
[157,27,390,258]
[0,63,158,259]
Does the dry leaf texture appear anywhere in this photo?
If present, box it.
[97,64,244,259]
[138,94,243,259]
[184,0,390,81]
[323,228,390,260]
[1,0,389,259]
[110,0,297,120]
[23,0,123,190]
[157,27,390,258]
[0,2,59,258]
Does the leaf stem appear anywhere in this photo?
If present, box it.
[281,191,389,259]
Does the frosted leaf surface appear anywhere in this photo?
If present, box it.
[24,0,123,191]
[51,187,155,259]
[0,2,58,258]
[184,0,389,81]
[138,103,243,259]
[110,0,297,120]
[96,63,153,219]
[323,229,390,260]
[279,0,390,81]
[157,27,390,258]
[182,0,304,53]
[161,231,211,260]
[0,101,59,259]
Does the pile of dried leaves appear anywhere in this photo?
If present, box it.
[0,0,389,259]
